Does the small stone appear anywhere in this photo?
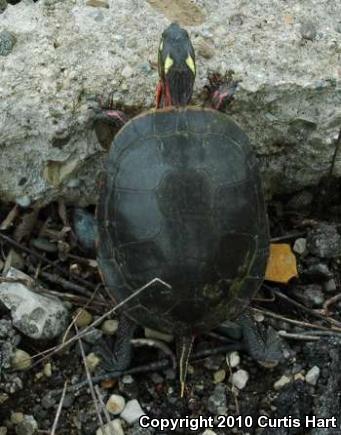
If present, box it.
[0,427,7,435]
[294,372,305,382]
[307,224,341,258]
[11,349,32,371]
[102,319,119,335]
[106,394,126,415]
[0,278,69,340]
[15,196,31,208]
[11,412,24,424]
[144,327,173,343]
[207,383,227,415]
[15,415,38,435]
[226,351,240,368]
[85,352,101,371]
[302,284,325,308]
[304,263,332,281]
[213,369,226,384]
[43,363,52,378]
[197,40,214,59]
[86,0,109,8]
[82,328,103,344]
[121,65,134,78]
[74,308,93,327]
[96,419,124,435]
[202,431,217,435]
[324,279,337,293]
[293,238,307,255]
[120,399,145,425]
[274,375,291,390]
[229,13,245,26]
[300,20,317,41]
[150,372,163,384]
[0,30,16,56]
[203,355,223,371]
[305,366,320,386]
[231,369,249,390]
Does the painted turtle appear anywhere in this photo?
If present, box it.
[95,23,272,393]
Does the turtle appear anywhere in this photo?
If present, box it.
[93,23,280,395]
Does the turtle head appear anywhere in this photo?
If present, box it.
[156,22,196,108]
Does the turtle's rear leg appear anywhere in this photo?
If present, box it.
[214,312,283,367]
[95,314,136,373]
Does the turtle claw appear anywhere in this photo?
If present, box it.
[205,71,240,111]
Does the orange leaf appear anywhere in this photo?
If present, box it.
[265,243,298,284]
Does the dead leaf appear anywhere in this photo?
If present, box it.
[13,208,39,242]
[0,205,19,230]
[265,243,298,284]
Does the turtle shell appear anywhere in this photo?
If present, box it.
[97,107,269,336]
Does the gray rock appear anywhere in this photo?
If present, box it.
[305,366,320,386]
[0,275,69,340]
[304,262,332,281]
[15,415,38,435]
[0,1,340,205]
[120,399,145,425]
[303,285,325,308]
[207,383,227,415]
[96,419,124,435]
[300,20,317,41]
[293,238,307,255]
[324,279,337,293]
[293,284,325,308]
[231,369,249,389]
[0,30,16,56]
[307,224,341,258]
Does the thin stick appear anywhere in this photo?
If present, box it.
[95,385,113,429]
[76,325,104,429]
[270,287,341,329]
[50,380,68,435]
[278,331,320,341]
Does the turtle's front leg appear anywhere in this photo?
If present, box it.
[90,91,129,149]
[205,71,240,111]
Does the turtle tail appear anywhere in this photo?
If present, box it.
[176,334,195,397]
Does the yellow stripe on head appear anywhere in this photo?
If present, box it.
[185,55,196,75]
[159,38,163,52]
[164,54,174,74]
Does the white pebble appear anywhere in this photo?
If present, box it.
[305,366,320,386]
[102,319,119,335]
[202,430,217,435]
[120,399,145,425]
[274,375,291,390]
[213,369,226,383]
[96,418,124,435]
[11,349,32,371]
[231,369,249,389]
[85,352,101,371]
[226,351,240,368]
[293,238,307,255]
[106,394,126,415]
